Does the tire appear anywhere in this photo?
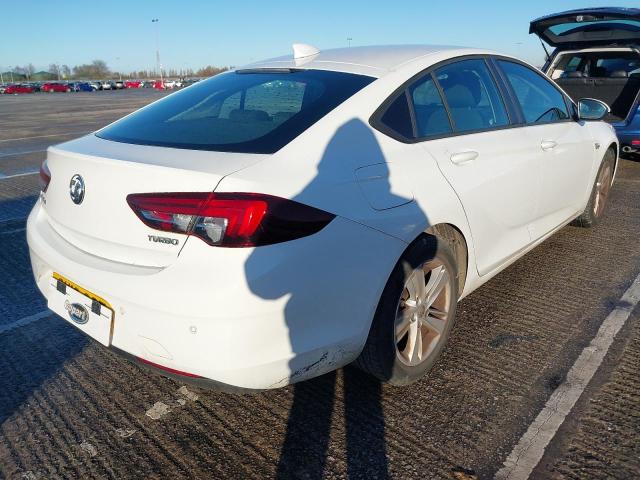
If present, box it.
[355,234,459,386]
[572,148,615,228]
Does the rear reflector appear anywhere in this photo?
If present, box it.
[632,140,640,146]
[39,160,51,192]
[126,192,335,247]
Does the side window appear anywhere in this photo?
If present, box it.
[409,75,452,138]
[497,60,570,124]
[379,93,414,139]
[434,59,509,133]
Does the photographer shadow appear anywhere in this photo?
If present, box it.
[245,118,426,478]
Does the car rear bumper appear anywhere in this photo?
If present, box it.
[27,198,405,390]
[614,108,640,156]
[615,129,640,156]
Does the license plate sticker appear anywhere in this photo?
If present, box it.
[48,273,114,346]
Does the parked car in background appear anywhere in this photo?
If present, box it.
[0,85,7,94]
[531,7,640,157]
[28,45,618,391]
[101,81,114,90]
[114,80,125,89]
[41,82,71,93]
[4,84,35,94]
[153,79,165,90]
[125,80,142,88]
[76,82,96,92]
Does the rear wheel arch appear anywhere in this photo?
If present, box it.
[425,223,468,298]
[607,142,618,173]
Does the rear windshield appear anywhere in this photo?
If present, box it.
[97,69,374,154]
[549,19,640,35]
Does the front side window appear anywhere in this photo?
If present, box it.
[434,59,509,132]
[497,60,570,124]
[97,70,374,154]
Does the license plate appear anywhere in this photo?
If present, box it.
[48,273,114,346]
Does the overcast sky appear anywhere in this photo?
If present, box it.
[0,0,622,73]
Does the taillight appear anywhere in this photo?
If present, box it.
[126,192,335,247]
[39,160,51,192]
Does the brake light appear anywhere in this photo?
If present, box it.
[126,192,335,247]
[632,140,640,146]
[39,160,51,192]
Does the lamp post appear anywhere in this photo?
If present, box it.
[152,18,163,87]
[347,37,353,48]
[116,57,122,81]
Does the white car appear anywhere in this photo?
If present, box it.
[27,44,618,391]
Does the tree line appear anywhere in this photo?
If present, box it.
[3,60,230,82]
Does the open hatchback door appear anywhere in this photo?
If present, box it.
[530,7,640,48]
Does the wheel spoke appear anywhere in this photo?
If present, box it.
[425,266,448,307]
[409,322,422,364]
[407,270,426,301]
[395,308,414,341]
[428,305,448,320]
[422,313,445,334]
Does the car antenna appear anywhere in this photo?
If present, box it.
[292,43,320,60]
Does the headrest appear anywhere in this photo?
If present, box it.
[229,109,270,122]
[443,84,476,108]
[610,70,628,78]
[439,71,482,104]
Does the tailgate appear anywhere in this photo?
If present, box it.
[42,135,265,267]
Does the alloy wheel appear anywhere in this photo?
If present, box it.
[395,260,452,367]
[593,160,613,218]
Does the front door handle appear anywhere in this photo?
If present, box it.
[450,150,478,165]
[541,140,558,151]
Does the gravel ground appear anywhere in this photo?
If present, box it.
[0,92,638,479]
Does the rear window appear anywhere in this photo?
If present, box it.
[97,69,374,154]
[549,19,640,35]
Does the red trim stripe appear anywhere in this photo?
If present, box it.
[136,357,201,378]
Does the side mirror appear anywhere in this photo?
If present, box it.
[577,98,610,121]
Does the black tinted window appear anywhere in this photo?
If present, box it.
[380,93,413,138]
[435,59,509,132]
[497,60,570,124]
[410,75,452,138]
[97,70,374,154]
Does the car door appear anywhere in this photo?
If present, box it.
[412,58,543,276]
[495,59,593,239]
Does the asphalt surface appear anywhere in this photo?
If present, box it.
[0,91,639,480]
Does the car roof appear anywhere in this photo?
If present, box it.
[241,45,495,78]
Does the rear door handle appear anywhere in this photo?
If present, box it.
[541,140,558,151]
[450,150,478,165]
